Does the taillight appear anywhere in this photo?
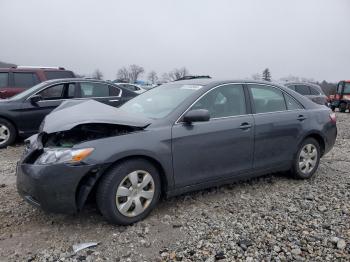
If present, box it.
[335,94,342,100]
[329,112,336,123]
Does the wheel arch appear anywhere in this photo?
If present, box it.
[0,115,18,135]
[300,132,326,157]
[75,154,169,211]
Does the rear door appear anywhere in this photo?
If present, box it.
[77,82,124,107]
[248,84,307,170]
[172,83,254,187]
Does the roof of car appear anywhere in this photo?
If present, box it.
[42,78,114,84]
[283,81,322,89]
[171,78,282,87]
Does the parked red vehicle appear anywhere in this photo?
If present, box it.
[0,66,75,99]
[329,80,350,112]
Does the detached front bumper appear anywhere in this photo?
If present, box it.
[16,160,98,214]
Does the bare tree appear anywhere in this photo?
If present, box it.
[116,67,130,82]
[92,69,103,80]
[168,67,189,81]
[148,70,158,84]
[128,64,144,83]
[160,73,170,83]
[251,73,261,80]
[262,68,271,81]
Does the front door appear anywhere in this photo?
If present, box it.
[172,84,254,187]
[18,83,72,134]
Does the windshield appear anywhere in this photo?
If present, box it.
[344,83,350,94]
[8,82,47,100]
[121,83,203,119]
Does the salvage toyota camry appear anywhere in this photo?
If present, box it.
[17,79,337,225]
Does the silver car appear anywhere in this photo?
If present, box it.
[284,82,328,106]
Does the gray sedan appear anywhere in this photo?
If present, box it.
[17,79,337,225]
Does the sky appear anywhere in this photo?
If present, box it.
[0,0,349,82]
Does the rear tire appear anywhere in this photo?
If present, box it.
[339,103,347,113]
[0,118,16,149]
[290,138,321,179]
[96,159,161,225]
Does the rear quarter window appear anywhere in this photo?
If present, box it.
[44,71,75,80]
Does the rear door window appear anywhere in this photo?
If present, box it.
[0,73,9,88]
[309,86,321,95]
[80,82,110,97]
[249,85,287,113]
[109,85,121,96]
[13,72,39,88]
[67,83,77,98]
[44,71,75,80]
[294,85,311,95]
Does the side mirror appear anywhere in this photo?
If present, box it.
[30,95,42,104]
[183,109,210,123]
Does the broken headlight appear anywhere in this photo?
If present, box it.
[35,148,94,165]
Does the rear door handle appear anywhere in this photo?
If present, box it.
[239,122,252,130]
[297,115,307,121]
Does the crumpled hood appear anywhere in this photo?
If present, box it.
[41,99,151,134]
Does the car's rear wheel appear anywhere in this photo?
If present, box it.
[291,138,320,179]
[339,102,347,113]
[96,159,161,225]
[0,118,16,149]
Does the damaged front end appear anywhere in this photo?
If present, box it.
[41,123,144,148]
[17,100,152,213]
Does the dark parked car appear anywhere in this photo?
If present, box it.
[284,82,329,106]
[0,78,137,148]
[17,79,337,225]
[0,66,75,99]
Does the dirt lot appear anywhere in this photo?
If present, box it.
[0,113,349,261]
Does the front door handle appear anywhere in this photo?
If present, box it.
[239,122,252,130]
[297,115,307,121]
[109,99,120,102]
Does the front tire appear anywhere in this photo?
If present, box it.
[291,138,321,179]
[96,159,161,225]
[0,118,16,149]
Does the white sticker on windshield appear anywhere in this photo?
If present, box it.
[180,85,203,90]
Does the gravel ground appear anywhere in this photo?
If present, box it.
[0,113,349,261]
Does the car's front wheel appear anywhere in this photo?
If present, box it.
[0,118,16,149]
[96,159,161,225]
[291,138,321,179]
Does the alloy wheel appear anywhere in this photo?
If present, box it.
[0,124,10,146]
[116,170,155,217]
[298,144,318,175]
